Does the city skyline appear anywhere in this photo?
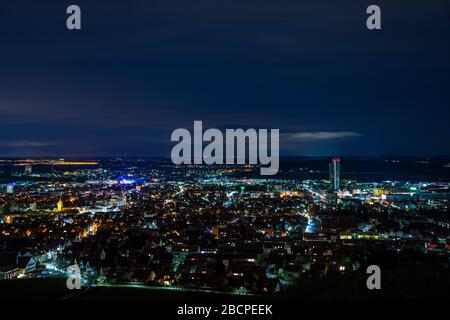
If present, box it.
[1,0,450,306]
[1,157,450,300]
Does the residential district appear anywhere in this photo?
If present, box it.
[0,158,449,296]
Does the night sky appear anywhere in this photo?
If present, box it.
[0,0,449,157]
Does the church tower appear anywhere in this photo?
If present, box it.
[57,197,63,212]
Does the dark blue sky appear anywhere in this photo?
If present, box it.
[0,0,449,157]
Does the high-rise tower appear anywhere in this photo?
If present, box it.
[329,157,341,191]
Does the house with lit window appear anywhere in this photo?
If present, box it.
[16,252,37,274]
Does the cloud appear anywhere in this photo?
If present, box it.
[282,131,362,141]
[0,140,56,147]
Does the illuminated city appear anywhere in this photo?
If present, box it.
[1,0,449,313]
[1,157,449,299]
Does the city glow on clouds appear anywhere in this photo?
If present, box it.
[282,131,362,141]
